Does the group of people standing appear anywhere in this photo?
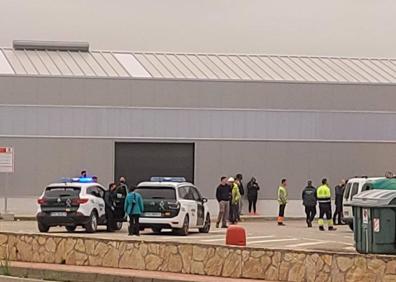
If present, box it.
[278,178,346,231]
[104,176,144,236]
[215,174,260,228]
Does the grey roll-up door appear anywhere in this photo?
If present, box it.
[115,142,194,187]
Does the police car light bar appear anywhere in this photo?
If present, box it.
[150,177,186,182]
[61,177,94,183]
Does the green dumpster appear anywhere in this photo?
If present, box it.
[351,189,396,254]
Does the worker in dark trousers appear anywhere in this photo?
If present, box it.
[302,180,317,227]
[124,186,144,236]
[333,179,346,225]
[316,178,336,231]
[104,183,117,231]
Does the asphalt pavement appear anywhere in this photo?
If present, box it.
[0,219,355,253]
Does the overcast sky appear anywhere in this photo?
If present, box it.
[1,0,395,57]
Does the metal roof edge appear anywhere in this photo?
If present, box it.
[2,46,396,61]
[1,73,396,86]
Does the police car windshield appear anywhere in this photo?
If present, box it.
[44,187,80,198]
[135,187,176,200]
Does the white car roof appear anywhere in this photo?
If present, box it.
[137,181,193,188]
[347,177,384,183]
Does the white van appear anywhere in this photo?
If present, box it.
[343,177,384,230]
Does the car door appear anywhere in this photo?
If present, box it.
[191,187,205,226]
[182,186,197,227]
[87,186,105,219]
[95,186,106,219]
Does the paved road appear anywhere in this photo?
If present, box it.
[0,219,355,253]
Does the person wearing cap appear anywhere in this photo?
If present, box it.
[277,179,288,226]
[80,170,87,178]
[302,180,317,227]
[317,178,336,231]
[228,177,240,224]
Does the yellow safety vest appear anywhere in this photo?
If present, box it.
[316,184,331,203]
[278,186,288,205]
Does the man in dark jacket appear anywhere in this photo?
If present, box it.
[105,183,117,231]
[247,177,260,215]
[333,179,346,225]
[216,176,231,228]
[302,180,317,227]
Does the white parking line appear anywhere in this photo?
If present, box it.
[247,238,298,245]
[201,235,274,242]
[286,241,329,248]
[160,234,226,240]
[209,230,228,234]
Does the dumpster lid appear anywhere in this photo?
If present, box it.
[369,178,396,190]
[351,189,396,207]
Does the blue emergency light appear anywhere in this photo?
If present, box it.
[150,177,186,182]
[61,177,94,183]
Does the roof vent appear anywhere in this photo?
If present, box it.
[13,40,89,52]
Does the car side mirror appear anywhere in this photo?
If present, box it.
[202,198,208,203]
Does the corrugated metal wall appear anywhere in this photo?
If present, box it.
[1,105,396,141]
[1,76,396,111]
[1,75,396,200]
[1,137,396,200]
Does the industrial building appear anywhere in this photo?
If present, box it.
[1,41,396,216]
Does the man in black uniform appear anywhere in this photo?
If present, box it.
[302,180,317,227]
[104,183,117,231]
[333,179,346,225]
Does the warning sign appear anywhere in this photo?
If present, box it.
[373,218,380,233]
[363,208,369,224]
[0,147,14,173]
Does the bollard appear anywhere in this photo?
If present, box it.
[225,225,246,246]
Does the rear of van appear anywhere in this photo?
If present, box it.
[343,177,384,230]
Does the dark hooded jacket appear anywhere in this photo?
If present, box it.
[247,179,260,200]
[302,185,317,207]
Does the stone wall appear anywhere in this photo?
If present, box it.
[1,232,396,281]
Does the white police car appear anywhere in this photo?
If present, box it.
[36,177,126,233]
[136,177,211,236]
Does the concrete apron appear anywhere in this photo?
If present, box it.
[0,232,396,282]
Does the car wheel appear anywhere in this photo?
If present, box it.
[85,212,98,233]
[176,215,189,236]
[199,213,211,233]
[152,227,162,234]
[348,223,354,231]
[65,225,77,232]
[38,221,50,233]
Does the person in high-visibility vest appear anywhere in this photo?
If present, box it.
[316,178,336,231]
[277,179,288,226]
